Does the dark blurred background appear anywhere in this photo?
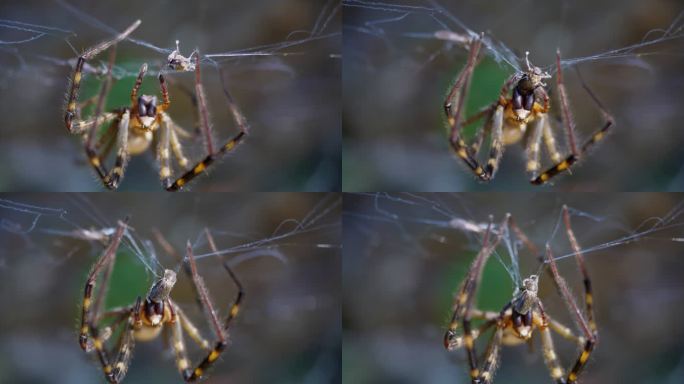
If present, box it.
[343,0,684,191]
[343,193,684,383]
[0,193,341,383]
[0,0,340,191]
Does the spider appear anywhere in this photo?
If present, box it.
[64,20,249,191]
[444,34,614,184]
[78,219,244,383]
[444,206,598,383]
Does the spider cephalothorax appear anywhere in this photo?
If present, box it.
[510,56,551,122]
[141,269,176,328]
[136,95,159,129]
[64,21,248,191]
[508,275,539,339]
[445,34,613,184]
[444,207,598,384]
[79,221,244,383]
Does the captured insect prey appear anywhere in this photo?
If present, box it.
[445,35,613,185]
[79,220,243,383]
[64,20,248,191]
[445,207,597,384]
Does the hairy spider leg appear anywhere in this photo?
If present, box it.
[531,51,614,184]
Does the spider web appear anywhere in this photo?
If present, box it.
[345,192,684,291]
[0,193,341,277]
[343,0,684,73]
[1,0,340,81]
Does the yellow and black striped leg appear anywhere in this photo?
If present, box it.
[86,111,130,190]
[171,316,193,380]
[106,298,140,383]
[89,298,139,383]
[477,324,503,384]
[445,310,498,350]
[483,106,504,178]
[65,56,86,132]
[180,237,245,381]
[561,205,598,383]
[79,219,128,351]
[64,20,140,133]
[531,50,614,185]
[158,115,174,189]
[444,222,497,350]
[539,325,566,384]
[165,56,248,191]
[444,36,491,181]
[543,117,562,164]
[175,305,212,351]
[462,318,481,383]
[525,114,545,180]
[166,131,246,191]
[168,119,190,170]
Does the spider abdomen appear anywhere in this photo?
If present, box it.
[134,324,164,342]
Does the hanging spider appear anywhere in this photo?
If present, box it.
[444,206,598,383]
[64,20,248,191]
[78,219,244,383]
[444,34,613,184]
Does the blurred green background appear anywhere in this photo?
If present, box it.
[343,193,684,383]
[0,0,340,191]
[343,0,684,191]
[0,193,341,383]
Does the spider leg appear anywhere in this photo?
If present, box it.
[536,316,566,384]
[158,114,173,188]
[166,59,248,191]
[444,216,510,383]
[182,235,244,381]
[86,110,131,190]
[560,205,598,383]
[165,75,201,136]
[174,304,212,350]
[96,116,122,162]
[531,50,614,185]
[544,243,597,383]
[171,310,193,379]
[91,297,141,383]
[158,114,191,189]
[542,117,563,164]
[64,20,140,133]
[462,104,496,156]
[542,313,587,347]
[525,114,545,178]
[445,35,490,180]
[91,235,118,325]
[445,310,498,351]
[169,121,190,169]
[476,316,505,384]
[86,47,117,150]
[79,219,128,351]
[483,105,504,178]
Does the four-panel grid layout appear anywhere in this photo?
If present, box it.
[0,1,683,383]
